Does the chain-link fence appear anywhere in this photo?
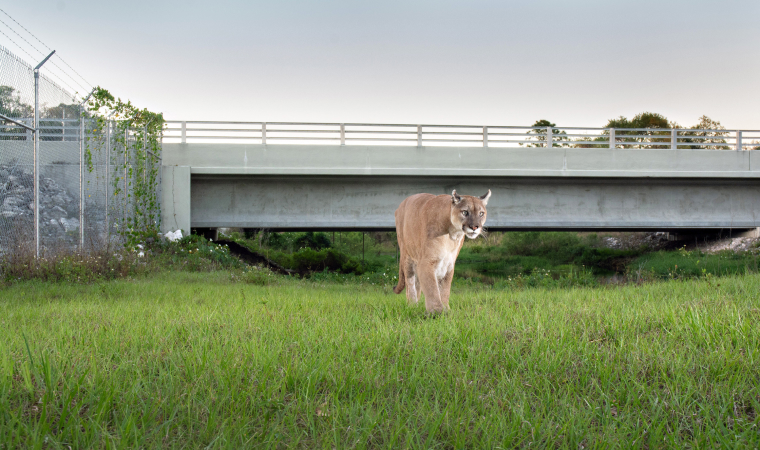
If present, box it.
[0,44,161,258]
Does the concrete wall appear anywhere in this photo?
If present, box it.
[161,166,191,233]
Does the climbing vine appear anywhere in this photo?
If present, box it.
[83,87,164,246]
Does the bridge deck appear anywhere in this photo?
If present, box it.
[160,144,760,233]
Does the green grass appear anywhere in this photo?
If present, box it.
[1,271,759,448]
[632,248,760,280]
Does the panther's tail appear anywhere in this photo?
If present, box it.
[393,262,405,294]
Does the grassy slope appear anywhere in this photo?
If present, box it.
[1,272,759,448]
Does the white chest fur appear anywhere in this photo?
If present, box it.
[434,251,458,281]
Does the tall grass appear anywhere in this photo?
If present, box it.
[1,271,758,448]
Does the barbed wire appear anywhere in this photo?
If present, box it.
[0,8,93,90]
[0,26,82,98]
[0,8,92,96]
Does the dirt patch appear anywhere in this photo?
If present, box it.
[597,231,760,254]
[699,236,759,254]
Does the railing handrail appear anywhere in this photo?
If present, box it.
[3,118,760,150]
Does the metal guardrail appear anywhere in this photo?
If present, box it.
[4,119,760,150]
[160,121,760,150]
[0,117,82,140]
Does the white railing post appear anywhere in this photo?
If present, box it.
[546,127,553,148]
[340,123,345,146]
[609,128,615,149]
[736,130,742,151]
[180,121,186,144]
[417,125,422,147]
[483,126,488,148]
[262,122,267,145]
[671,129,677,150]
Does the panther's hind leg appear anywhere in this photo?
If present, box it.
[405,260,420,305]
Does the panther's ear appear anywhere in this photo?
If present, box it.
[479,189,491,206]
[451,190,462,205]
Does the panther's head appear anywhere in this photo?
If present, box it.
[450,189,491,239]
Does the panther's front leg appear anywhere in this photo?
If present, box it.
[420,260,446,313]
[439,268,455,310]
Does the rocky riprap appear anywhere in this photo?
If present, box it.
[0,163,82,251]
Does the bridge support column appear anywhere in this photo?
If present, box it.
[161,165,191,235]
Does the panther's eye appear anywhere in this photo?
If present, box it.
[462,211,469,217]
[479,212,484,217]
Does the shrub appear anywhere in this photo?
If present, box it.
[290,248,362,274]
[294,231,331,250]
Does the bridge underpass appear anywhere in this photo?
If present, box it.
[160,137,760,237]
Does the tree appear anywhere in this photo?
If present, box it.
[601,112,670,149]
[0,86,33,140]
[523,119,568,147]
[0,85,33,118]
[680,115,729,150]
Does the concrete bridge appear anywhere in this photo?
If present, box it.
[160,122,760,235]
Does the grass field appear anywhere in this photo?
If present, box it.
[1,271,759,448]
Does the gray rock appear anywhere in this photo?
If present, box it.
[59,217,79,232]
[52,206,68,217]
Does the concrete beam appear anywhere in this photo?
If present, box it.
[190,175,760,230]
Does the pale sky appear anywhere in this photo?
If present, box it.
[3,0,759,129]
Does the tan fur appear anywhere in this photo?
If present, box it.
[393,189,490,313]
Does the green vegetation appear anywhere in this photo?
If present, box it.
[85,87,165,246]
[4,230,758,289]
[632,246,760,280]
[1,271,758,448]
[221,230,760,287]
[456,232,641,283]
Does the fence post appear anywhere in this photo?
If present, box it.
[736,130,742,151]
[483,126,488,148]
[609,128,615,149]
[180,121,186,144]
[79,107,84,249]
[144,124,148,184]
[417,125,422,147]
[34,68,40,257]
[124,127,128,229]
[546,127,553,148]
[340,123,345,146]
[262,122,267,145]
[105,120,110,239]
[671,129,677,150]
